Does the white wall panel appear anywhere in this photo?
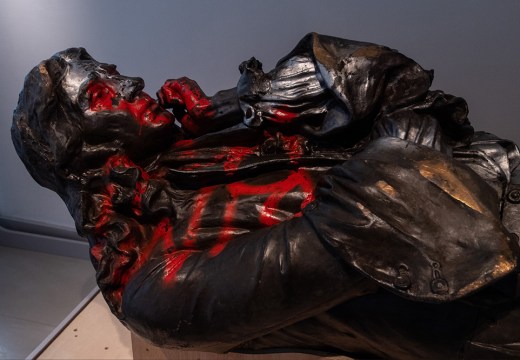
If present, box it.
[1,0,519,230]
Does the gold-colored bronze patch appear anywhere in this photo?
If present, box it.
[418,160,486,215]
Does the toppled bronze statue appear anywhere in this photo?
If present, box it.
[12,33,520,359]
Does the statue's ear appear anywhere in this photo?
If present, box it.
[21,60,59,136]
[42,58,83,171]
[12,56,82,189]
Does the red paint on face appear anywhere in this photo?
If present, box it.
[86,80,174,130]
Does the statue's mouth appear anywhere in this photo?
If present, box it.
[153,124,351,189]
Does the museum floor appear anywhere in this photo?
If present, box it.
[0,245,97,360]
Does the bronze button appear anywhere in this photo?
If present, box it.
[431,278,449,295]
[393,265,411,290]
[507,189,520,203]
[430,261,449,295]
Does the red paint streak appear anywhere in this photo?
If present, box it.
[179,163,216,171]
[93,153,318,304]
[270,108,298,124]
[101,218,159,302]
[178,114,201,135]
[257,171,315,226]
[132,181,147,217]
[261,132,308,159]
[223,147,256,172]
[172,138,196,149]
[162,250,194,283]
[90,242,105,262]
[172,146,257,172]
[182,186,216,248]
[94,196,112,233]
[207,169,316,257]
[142,219,194,285]
[173,150,198,163]
[93,156,183,307]
[115,218,176,299]
[208,242,227,257]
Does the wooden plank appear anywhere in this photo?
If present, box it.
[37,290,351,360]
[132,332,351,360]
[37,293,132,359]
[28,287,99,359]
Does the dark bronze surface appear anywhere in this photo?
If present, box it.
[11,33,520,359]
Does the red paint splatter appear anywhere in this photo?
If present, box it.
[93,152,319,303]
[86,80,173,130]
[172,138,196,149]
[206,169,316,257]
[93,156,182,307]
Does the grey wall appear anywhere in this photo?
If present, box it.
[1,0,519,232]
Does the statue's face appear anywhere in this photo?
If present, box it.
[60,54,177,155]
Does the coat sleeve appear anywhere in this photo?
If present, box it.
[306,137,517,302]
[121,210,374,351]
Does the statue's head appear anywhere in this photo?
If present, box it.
[12,48,178,197]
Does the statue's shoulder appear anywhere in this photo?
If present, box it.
[277,32,384,67]
[454,132,520,248]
